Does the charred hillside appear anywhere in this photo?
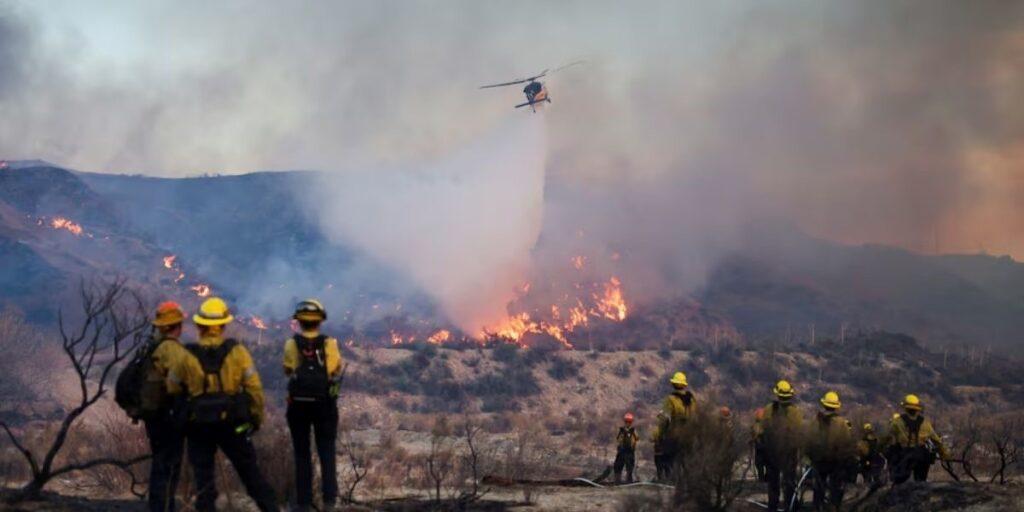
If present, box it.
[1,163,1023,353]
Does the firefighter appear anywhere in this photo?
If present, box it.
[756,380,804,512]
[284,299,343,511]
[614,412,639,484]
[857,423,885,487]
[651,372,697,480]
[145,302,193,512]
[181,297,277,512]
[806,391,855,512]
[751,408,768,482]
[883,394,949,484]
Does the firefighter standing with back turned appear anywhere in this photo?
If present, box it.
[857,422,885,487]
[144,302,193,512]
[181,297,277,512]
[284,299,343,511]
[756,380,804,512]
[614,412,639,484]
[807,391,855,512]
[882,394,950,484]
[651,371,697,481]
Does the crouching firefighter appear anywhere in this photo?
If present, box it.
[182,297,277,512]
[883,394,950,484]
[115,301,192,512]
[614,412,639,484]
[284,299,344,511]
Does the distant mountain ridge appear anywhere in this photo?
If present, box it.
[1,161,1022,353]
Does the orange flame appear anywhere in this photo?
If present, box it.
[50,217,84,236]
[190,284,211,297]
[592,277,627,321]
[427,329,452,344]
[163,255,177,269]
[482,275,628,348]
[390,331,414,345]
[175,272,186,283]
[248,315,267,330]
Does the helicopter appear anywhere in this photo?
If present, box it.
[480,61,584,112]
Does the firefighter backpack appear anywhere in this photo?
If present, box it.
[288,334,331,402]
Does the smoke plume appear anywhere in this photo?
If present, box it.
[3,1,1024,331]
[308,115,547,332]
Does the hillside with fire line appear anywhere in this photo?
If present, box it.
[1,161,1024,356]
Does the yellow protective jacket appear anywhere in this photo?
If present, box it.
[151,335,192,396]
[757,400,804,452]
[180,335,266,427]
[652,390,697,441]
[857,432,880,459]
[282,331,343,378]
[883,413,950,460]
[616,425,639,450]
[806,410,856,463]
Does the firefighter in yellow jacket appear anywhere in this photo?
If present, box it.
[146,302,193,512]
[283,299,343,511]
[651,371,697,480]
[882,394,949,484]
[614,412,639,484]
[180,297,276,512]
[807,391,856,512]
[756,380,804,512]
[857,423,885,487]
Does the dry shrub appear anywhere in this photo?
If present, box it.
[68,410,149,497]
[671,410,746,511]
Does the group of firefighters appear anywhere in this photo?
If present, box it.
[133,295,951,512]
[612,372,950,511]
[134,297,342,512]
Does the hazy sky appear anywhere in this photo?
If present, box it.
[3,0,1024,260]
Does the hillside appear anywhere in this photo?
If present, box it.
[0,162,1022,352]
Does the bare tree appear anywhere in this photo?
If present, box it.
[0,278,151,502]
[460,417,485,500]
[949,417,981,483]
[337,429,370,503]
[424,433,456,503]
[987,416,1022,485]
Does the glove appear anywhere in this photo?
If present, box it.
[329,381,341,399]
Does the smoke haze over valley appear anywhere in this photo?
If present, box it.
[2,1,1024,351]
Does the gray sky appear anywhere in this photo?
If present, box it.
[3,0,1024,263]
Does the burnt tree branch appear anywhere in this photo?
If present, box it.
[3,278,149,503]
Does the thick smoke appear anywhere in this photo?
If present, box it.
[308,115,547,332]
[3,1,1024,329]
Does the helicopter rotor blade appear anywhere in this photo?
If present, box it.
[479,78,530,89]
[553,60,586,73]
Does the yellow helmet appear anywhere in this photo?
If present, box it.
[670,371,688,387]
[773,380,795,399]
[820,391,841,409]
[902,394,922,411]
[193,297,234,326]
[863,422,874,432]
[294,298,327,321]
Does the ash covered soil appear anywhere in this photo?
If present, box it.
[3,482,1023,511]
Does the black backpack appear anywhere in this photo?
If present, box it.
[288,334,331,402]
[186,339,252,425]
[115,337,167,421]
